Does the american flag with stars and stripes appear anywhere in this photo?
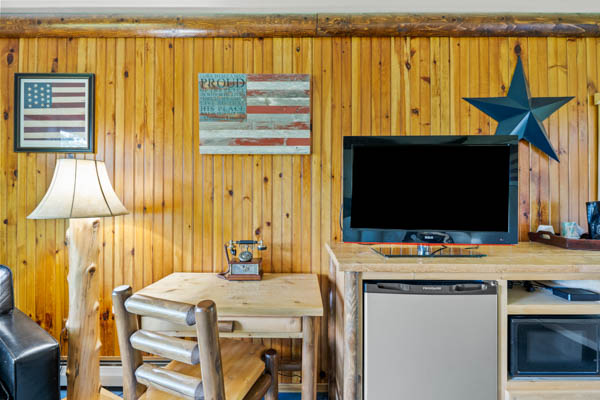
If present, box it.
[198,73,311,154]
[20,79,89,148]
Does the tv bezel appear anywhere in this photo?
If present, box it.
[342,135,519,245]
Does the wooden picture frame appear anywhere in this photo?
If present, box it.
[14,73,95,153]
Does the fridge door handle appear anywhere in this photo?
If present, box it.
[452,283,488,293]
[376,283,411,292]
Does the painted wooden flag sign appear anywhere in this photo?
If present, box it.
[198,73,311,154]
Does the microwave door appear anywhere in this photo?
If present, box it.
[510,317,600,377]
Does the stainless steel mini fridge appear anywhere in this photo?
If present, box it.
[363,281,498,400]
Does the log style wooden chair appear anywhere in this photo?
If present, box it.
[112,285,279,400]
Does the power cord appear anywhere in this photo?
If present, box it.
[429,245,448,256]
[512,280,547,292]
[278,371,303,380]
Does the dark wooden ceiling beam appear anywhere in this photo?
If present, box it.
[1,13,599,38]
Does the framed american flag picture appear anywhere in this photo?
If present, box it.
[198,73,311,154]
[14,73,95,153]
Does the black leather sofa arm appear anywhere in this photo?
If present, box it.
[0,309,60,400]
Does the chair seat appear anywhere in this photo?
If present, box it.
[139,339,266,400]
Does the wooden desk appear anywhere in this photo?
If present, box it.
[135,273,324,400]
[326,242,600,400]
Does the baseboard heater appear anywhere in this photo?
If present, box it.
[59,360,327,393]
[59,359,169,388]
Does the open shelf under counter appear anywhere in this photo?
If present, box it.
[507,285,600,315]
[507,378,600,399]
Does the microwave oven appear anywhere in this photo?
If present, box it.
[509,315,600,377]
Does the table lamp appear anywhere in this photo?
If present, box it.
[28,158,128,400]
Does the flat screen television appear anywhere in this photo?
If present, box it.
[342,135,519,244]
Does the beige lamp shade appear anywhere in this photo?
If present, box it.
[27,159,128,219]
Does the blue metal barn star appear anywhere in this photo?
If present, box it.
[464,57,573,162]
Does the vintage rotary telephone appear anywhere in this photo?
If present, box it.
[221,240,267,281]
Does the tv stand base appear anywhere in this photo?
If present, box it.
[371,245,486,258]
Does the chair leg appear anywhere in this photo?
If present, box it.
[112,285,146,400]
[264,349,279,400]
[195,300,226,400]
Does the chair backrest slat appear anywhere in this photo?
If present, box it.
[125,293,196,326]
[135,364,204,400]
[130,330,199,365]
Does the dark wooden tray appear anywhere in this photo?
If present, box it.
[528,231,600,250]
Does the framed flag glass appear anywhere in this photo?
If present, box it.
[14,73,95,153]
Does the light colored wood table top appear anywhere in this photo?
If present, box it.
[326,242,600,277]
[136,273,323,317]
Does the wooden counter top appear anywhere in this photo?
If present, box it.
[325,242,600,278]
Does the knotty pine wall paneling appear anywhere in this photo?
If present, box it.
[0,37,599,385]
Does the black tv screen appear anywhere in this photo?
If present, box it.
[342,135,518,244]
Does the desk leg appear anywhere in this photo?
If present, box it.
[302,316,318,400]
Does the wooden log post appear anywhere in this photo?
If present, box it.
[328,257,337,400]
[65,217,102,400]
[242,374,272,400]
[279,360,301,371]
[264,349,279,400]
[302,316,318,400]
[343,272,359,400]
[596,93,600,200]
[195,300,226,399]
[112,286,146,400]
